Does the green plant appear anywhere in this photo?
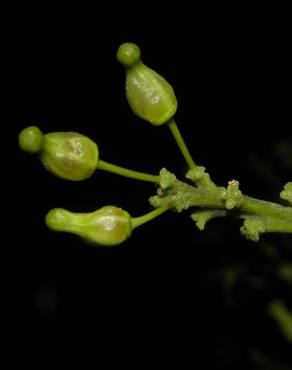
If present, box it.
[18,41,292,369]
[18,42,292,246]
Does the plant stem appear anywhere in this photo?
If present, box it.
[151,175,292,235]
[167,119,196,169]
[131,206,169,229]
[98,159,160,183]
[185,184,292,233]
[241,196,292,234]
[242,196,292,220]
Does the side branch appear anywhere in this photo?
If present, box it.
[149,168,292,241]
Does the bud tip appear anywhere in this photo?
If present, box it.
[116,42,141,67]
[18,126,44,153]
[45,208,67,231]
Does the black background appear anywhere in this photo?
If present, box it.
[6,4,292,368]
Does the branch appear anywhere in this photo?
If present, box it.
[150,168,292,241]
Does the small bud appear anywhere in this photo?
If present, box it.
[117,42,177,126]
[40,131,99,181]
[18,126,44,153]
[220,180,243,210]
[159,167,176,189]
[280,182,292,205]
[46,206,132,246]
[240,218,266,241]
[19,126,99,181]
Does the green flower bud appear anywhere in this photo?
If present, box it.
[117,42,177,126]
[19,126,99,181]
[45,206,132,246]
[240,218,266,242]
[18,126,44,153]
[40,131,99,181]
[220,180,243,210]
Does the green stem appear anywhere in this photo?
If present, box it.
[241,196,292,234]
[242,196,292,220]
[151,176,292,235]
[131,206,169,229]
[184,187,292,233]
[167,119,196,169]
[97,159,160,183]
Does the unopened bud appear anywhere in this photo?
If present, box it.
[117,42,177,126]
[46,206,132,246]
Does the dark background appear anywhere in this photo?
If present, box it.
[6,4,292,368]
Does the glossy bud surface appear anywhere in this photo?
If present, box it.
[46,206,132,246]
